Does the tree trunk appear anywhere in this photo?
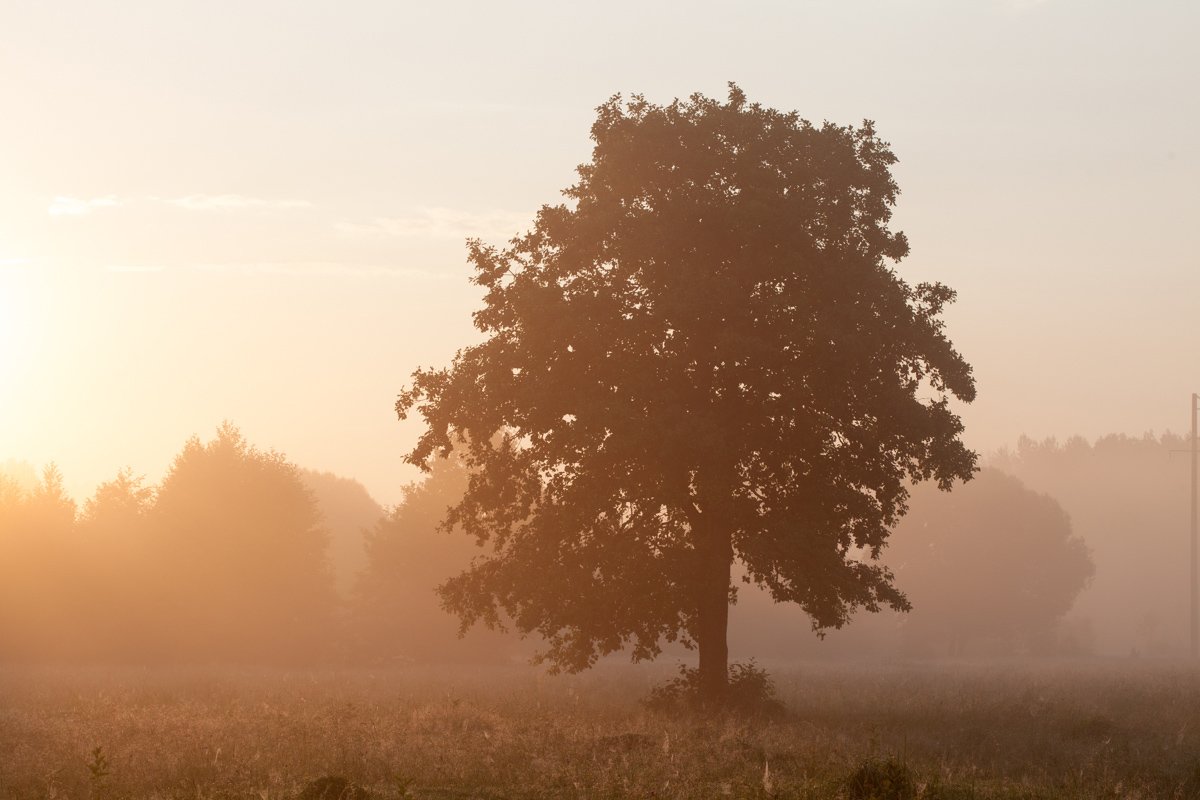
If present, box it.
[696,526,733,705]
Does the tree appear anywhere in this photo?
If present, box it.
[993,434,1190,655]
[353,455,529,663]
[153,423,336,660]
[75,468,157,657]
[888,469,1093,655]
[0,465,78,659]
[300,469,385,599]
[397,85,977,701]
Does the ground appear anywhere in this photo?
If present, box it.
[2,661,1200,799]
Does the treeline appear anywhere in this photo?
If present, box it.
[728,467,1096,660]
[7,425,1153,666]
[993,434,1193,656]
[0,423,523,665]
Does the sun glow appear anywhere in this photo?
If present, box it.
[0,265,33,399]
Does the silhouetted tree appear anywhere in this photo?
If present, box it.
[353,455,528,663]
[889,469,1093,656]
[28,464,76,530]
[0,459,38,494]
[993,434,1189,655]
[0,465,78,659]
[300,469,385,599]
[153,423,335,660]
[74,468,157,657]
[81,468,154,528]
[398,86,977,701]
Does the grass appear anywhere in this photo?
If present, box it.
[2,660,1200,799]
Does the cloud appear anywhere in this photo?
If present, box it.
[47,196,122,216]
[48,194,314,217]
[336,207,532,241]
[166,195,313,211]
[193,261,457,280]
[104,265,165,273]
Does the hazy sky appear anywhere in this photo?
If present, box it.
[1,0,1196,506]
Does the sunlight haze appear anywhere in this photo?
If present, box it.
[1,0,1196,505]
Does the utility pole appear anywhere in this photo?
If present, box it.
[1192,393,1198,659]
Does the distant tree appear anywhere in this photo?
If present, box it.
[397,86,977,701]
[0,465,78,659]
[299,469,385,599]
[28,464,76,531]
[992,434,1190,655]
[0,459,38,494]
[81,467,154,528]
[889,469,1093,655]
[74,468,157,657]
[0,473,22,517]
[0,473,33,658]
[353,455,527,663]
[153,423,335,660]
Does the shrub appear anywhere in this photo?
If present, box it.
[644,660,784,716]
[845,757,917,800]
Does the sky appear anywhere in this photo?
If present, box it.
[0,0,1197,507]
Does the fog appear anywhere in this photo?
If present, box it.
[0,0,1197,717]
[1,425,1192,666]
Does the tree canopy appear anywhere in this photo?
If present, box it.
[353,455,529,664]
[0,427,355,664]
[153,422,336,660]
[398,85,977,699]
[889,468,1094,656]
[300,468,386,598]
[994,434,1191,655]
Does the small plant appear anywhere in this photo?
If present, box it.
[644,660,784,715]
[392,773,416,798]
[86,747,110,799]
[845,757,917,800]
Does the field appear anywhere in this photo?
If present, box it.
[3,661,1200,799]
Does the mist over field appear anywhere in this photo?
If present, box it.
[2,1,1199,798]
[0,432,1190,667]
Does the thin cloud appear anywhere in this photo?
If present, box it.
[193,261,457,280]
[166,195,313,211]
[47,196,122,217]
[47,194,313,216]
[104,265,166,273]
[336,207,532,241]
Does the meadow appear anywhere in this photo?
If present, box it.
[2,660,1200,800]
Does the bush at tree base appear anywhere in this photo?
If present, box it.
[643,660,783,716]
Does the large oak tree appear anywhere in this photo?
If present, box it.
[398,85,977,701]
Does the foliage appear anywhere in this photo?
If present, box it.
[643,659,783,716]
[352,455,528,664]
[86,745,111,799]
[153,422,336,659]
[68,468,159,657]
[889,469,1094,656]
[0,465,81,658]
[5,664,1200,799]
[845,757,917,800]
[300,469,386,598]
[397,84,977,695]
[0,424,340,663]
[81,467,154,528]
[992,433,1193,655]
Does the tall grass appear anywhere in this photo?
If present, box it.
[2,660,1199,799]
